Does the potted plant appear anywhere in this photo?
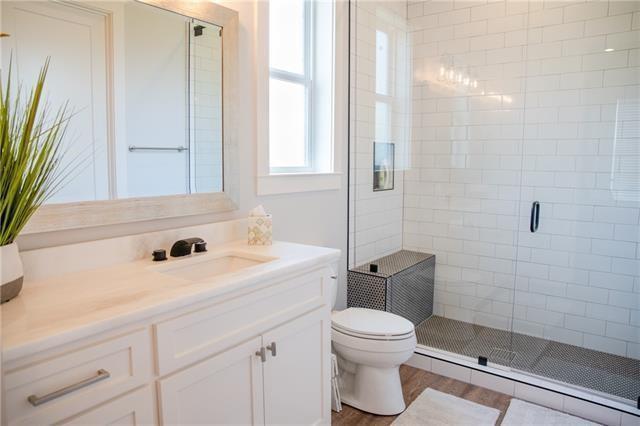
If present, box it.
[0,60,70,303]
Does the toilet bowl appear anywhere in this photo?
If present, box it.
[331,307,417,415]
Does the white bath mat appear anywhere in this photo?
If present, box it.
[392,388,500,426]
[501,399,600,425]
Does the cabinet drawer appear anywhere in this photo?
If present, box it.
[5,329,152,425]
[155,269,326,375]
[59,386,155,426]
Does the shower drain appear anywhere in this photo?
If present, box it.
[489,348,517,366]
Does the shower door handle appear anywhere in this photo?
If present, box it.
[530,201,540,233]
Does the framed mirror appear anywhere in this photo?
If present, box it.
[0,0,239,233]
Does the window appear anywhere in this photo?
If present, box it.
[268,0,313,173]
[375,30,392,144]
[258,0,341,195]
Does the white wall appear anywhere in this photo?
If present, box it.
[406,0,640,359]
[16,0,350,309]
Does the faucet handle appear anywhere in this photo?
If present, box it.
[152,249,167,261]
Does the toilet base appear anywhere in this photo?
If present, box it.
[339,364,406,416]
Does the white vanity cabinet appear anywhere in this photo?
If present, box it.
[158,308,330,425]
[2,264,334,426]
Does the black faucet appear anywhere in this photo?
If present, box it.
[170,237,207,257]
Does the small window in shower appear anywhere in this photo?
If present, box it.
[611,99,640,202]
[375,30,390,96]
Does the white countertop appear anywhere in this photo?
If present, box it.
[1,240,340,363]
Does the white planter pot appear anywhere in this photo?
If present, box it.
[1,242,24,303]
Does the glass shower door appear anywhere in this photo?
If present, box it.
[511,0,640,405]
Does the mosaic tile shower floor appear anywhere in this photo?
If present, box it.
[415,316,640,403]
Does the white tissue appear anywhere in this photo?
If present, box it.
[249,205,268,217]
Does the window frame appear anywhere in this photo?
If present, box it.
[268,0,315,174]
[256,0,345,196]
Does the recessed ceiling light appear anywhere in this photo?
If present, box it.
[604,48,615,52]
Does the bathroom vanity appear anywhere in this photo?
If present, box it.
[0,0,344,422]
[1,240,340,425]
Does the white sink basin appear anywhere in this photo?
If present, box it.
[154,252,276,281]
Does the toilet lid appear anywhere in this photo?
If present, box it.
[331,308,414,338]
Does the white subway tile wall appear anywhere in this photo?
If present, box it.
[404,0,640,359]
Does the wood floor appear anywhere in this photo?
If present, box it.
[331,365,513,426]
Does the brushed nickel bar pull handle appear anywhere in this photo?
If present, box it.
[255,347,266,362]
[128,145,188,152]
[27,369,110,407]
[266,342,277,357]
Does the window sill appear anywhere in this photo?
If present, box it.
[257,172,342,195]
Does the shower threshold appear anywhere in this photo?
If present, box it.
[415,316,640,407]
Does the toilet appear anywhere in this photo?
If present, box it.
[329,272,417,415]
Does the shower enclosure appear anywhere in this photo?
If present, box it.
[348,0,640,412]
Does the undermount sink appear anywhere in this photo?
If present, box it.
[154,252,276,281]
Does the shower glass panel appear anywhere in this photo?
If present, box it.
[350,0,524,366]
[349,0,410,269]
[512,0,640,405]
[404,0,526,366]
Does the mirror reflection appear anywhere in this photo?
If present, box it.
[1,1,223,203]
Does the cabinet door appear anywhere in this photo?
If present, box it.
[59,386,155,426]
[158,337,264,425]
[263,308,331,425]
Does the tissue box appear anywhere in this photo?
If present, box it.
[248,215,272,245]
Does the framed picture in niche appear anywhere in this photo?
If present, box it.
[373,142,395,191]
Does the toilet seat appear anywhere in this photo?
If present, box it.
[332,326,417,354]
[331,308,415,341]
[333,327,415,341]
